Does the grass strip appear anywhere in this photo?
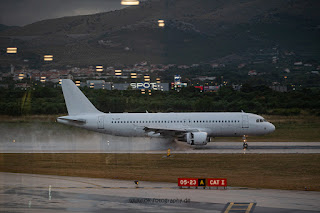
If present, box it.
[1,153,319,191]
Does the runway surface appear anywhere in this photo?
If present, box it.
[1,138,320,153]
[0,172,319,212]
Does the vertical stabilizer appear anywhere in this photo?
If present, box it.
[61,79,101,115]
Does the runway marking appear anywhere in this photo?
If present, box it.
[223,202,234,213]
[19,173,103,188]
[223,202,256,213]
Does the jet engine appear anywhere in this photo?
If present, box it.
[184,132,208,145]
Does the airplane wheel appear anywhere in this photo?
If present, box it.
[243,143,248,149]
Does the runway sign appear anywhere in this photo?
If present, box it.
[207,178,227,187]
[178,178,197,187]
[178,178,227,188]
[198,178,206,187]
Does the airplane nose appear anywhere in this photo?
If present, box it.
[269,123,275,133]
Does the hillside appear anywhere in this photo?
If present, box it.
[1,0,319,66]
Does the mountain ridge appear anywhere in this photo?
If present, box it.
[1,0,319,66]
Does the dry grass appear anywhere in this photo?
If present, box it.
[1,153,320,191]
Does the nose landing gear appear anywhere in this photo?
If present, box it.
[243,135,248,149]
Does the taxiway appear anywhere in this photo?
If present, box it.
[0,172,319,212]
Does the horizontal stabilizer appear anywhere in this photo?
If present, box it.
[57,116,86,125]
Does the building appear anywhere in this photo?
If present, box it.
[86,80,112,90]
[269,86,287,92]
[113,83,130,90]
[115,83,170,91]
[204,85,220,92]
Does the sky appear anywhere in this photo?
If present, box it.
[0,0,139,26]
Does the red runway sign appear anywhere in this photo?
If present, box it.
[178,178,227,188]
[178,178,198,187]
[207,178,227,187]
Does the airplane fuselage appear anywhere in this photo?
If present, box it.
[57,112,275,138]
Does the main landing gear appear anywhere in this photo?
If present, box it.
[242,135,248,149]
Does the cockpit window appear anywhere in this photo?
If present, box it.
[257,119,267,123]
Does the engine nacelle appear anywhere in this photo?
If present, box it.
[184,132,208,145]
[146,131,161,137]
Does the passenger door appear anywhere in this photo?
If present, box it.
[98,116,104,129]
[242,115,249,128]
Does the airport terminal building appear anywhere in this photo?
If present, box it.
[84,80,170,91]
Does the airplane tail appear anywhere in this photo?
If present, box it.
[61,79,101,115]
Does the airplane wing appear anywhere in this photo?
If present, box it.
[143,126,200,137]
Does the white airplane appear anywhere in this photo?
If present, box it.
[57,79,275,148]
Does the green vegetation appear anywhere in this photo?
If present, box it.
[1,153,320,191]
[0,85,319,116]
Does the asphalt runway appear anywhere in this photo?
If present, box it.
[1,137,320,153]
[0,172,319,213]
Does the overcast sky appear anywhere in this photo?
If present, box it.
[0,0,139,26]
